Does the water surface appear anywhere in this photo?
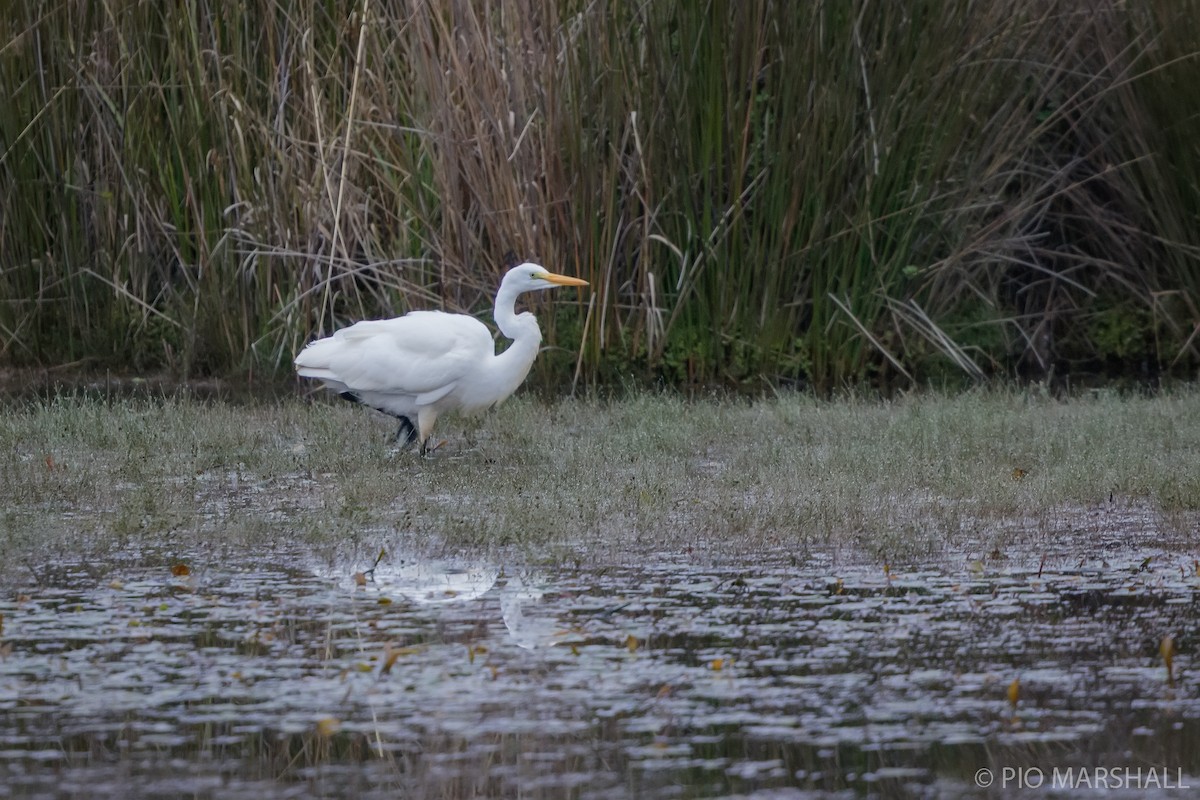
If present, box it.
[1,516,1197,798]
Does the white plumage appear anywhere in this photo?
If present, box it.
[295,263,588,454]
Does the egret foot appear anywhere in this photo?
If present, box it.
[419,438,448,457]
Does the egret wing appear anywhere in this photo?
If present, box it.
[304,311,494,396]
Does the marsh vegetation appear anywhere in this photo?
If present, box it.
[2,1,1200,388]
[2,389,1198,568]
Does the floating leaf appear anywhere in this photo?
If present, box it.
[1161,636,1176,687]
[108,580,124,590]
[711,658,724,671]
[171,564,191,577]
[380,644,402,675]
[626,634,639,653]
[315,717,340,737]
[1011,467,1027,481]
[377,597,392,605]
[380,643,421,675]
[1007,677,1020,708]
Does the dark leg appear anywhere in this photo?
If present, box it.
[338,391,417,450]
[396,416,417,448]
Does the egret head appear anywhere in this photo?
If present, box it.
[503,262,589,293]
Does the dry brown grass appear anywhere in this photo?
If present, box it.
[1,1,1198,387]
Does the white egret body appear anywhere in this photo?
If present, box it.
[295,263,588,453]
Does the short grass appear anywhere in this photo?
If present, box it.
[1,389,1197,582]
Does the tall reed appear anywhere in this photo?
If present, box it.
[1,0,1197,389]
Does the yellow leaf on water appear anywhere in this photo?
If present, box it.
[171,564,191,577]
[1011,467,1028,481]
[711,658,724,671]
[380,643,421,675]
[377,597,392,606]
[626,635,639,653]
[380,645,402,675]
[1161,635,1176,687]
[1007,677,1020,708]
[315,717,340,737]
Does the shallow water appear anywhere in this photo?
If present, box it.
[1,523,1197,799]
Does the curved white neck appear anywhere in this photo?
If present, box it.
[487,281,543,400]
[493,281,542,343]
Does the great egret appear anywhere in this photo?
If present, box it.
[295,263,588,454]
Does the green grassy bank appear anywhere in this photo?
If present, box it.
[1,1,1199,389]
[1,389,1197,580]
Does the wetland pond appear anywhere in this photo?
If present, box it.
[1,507,1197,799]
